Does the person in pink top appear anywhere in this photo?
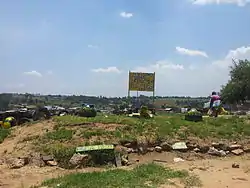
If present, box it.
[209,91,221,117]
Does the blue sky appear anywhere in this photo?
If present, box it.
[1,0,250,96]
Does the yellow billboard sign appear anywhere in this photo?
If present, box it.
[129,72,155,92]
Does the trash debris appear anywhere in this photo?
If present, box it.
[208,147,226,157]
[174,157,185,163]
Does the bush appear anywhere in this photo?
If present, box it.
[140,106,150,119]
[78,107,97,117]
[187,108,202,116]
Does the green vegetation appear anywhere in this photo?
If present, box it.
[0,127,10,143]
[38,163,192,188]
[52,114,250,142]
[221,59,250,104]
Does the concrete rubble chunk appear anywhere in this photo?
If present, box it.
[231,149,244,156]
[172,142,187,150]
[208,147,226,157]
[69,153,89,166]
[29,152,46,167]
[7,158,26,169]
[147,147,155,152]
[229,144,243,150]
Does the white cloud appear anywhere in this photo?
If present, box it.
[23,70,42,77]
[120,12,133,18]
[91,66,121,73]
[127,46,250,96]
[176,47,208,58]
[191,0,250,6]
[133,61,184,73]
[87,44,98,49]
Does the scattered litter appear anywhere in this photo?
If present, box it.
[174,157,185,163]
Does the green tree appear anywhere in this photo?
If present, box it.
[221,59,250,104]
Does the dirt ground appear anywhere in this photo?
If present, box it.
[0,121,250,188]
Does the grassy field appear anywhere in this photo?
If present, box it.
[29,114,250,167]
[36,163,201,188]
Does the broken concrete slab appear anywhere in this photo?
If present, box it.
[231,149,244,156]
[172,142,187,150]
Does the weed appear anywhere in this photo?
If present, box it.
[39,163,189,188]
[45,128,74,141]
[0,127,10,143]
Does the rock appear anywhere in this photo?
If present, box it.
[115,153,122,167]
[42,155,54,162]
[208,147,226,157]
[115,145,128,154]
[137,137,148,155]
[147,147,155,152]
[155,146,162,152]
[160,142,172,151]
[229,144,243,151]
[231,149,244,156]
[124,142,133,148]
[69,153,89,166]
[199,145,210,153]
[7,158,26,169]
[212,142,220,148]
[46,160,58,166]
[126,148,134,154]
[172,142,187,150]
[121,155,129,165]
[29,153,45,167]
[193,148,200,152]
[232,163,240,168]
[243,146,250,153]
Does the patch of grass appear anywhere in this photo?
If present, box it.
[39,163,188,188]
[45,128,74,141]
[42,143,75,169]
[182,175,202,187]
[0,127,10,143]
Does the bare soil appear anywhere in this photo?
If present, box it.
[0,121,250,188]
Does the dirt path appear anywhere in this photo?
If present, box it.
[130,152,250,188]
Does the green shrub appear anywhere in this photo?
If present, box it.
[187,108,202,116]
[140,106,150,119]
[0,127,10,143]
[78,107,97,117]
[44,144,75,169]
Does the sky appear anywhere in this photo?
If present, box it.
[1,0,250,97]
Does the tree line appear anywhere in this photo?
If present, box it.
[221,59,250,104]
